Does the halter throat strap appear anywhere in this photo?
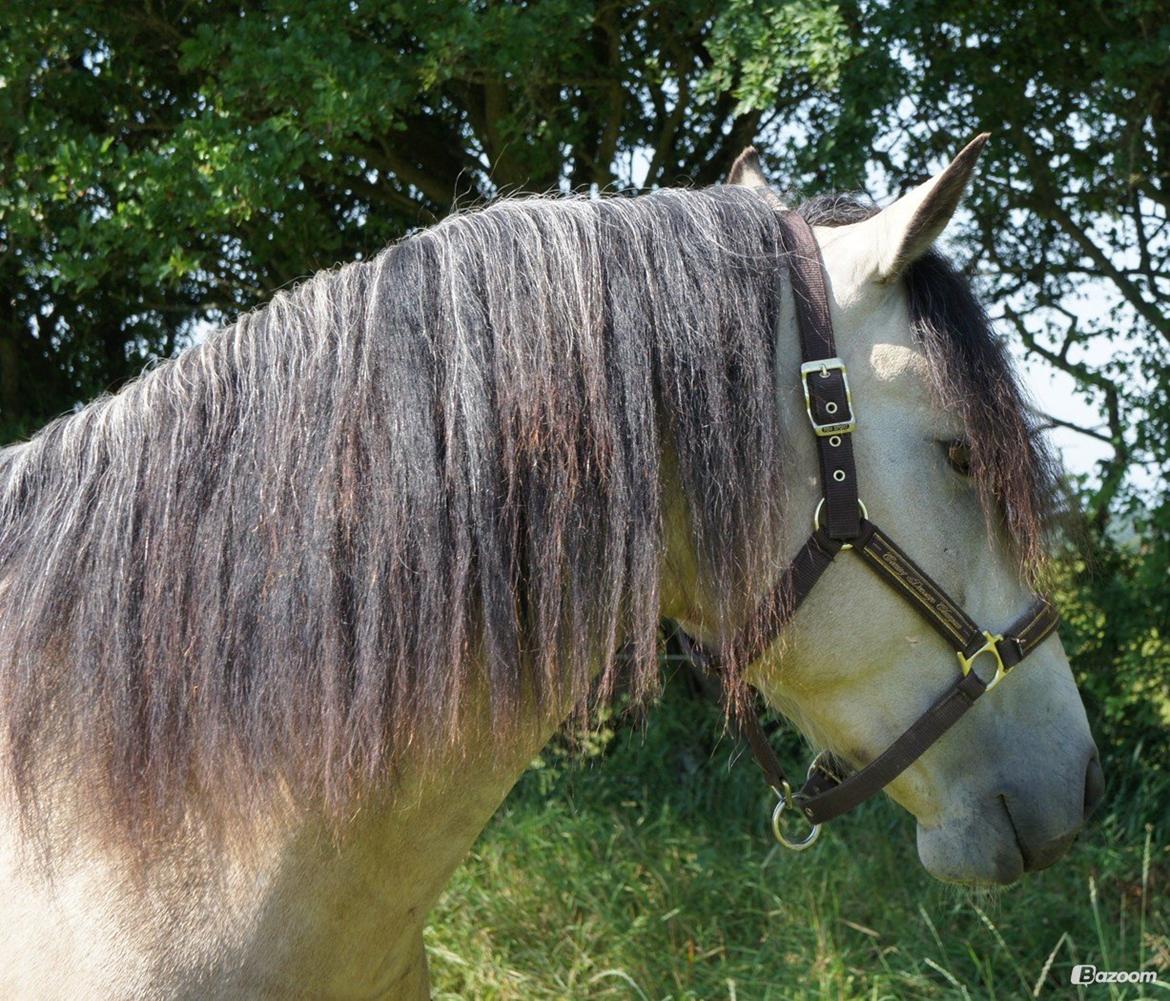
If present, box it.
[679,211,1059,842]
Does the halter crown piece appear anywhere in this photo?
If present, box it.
[676,212,1060,851]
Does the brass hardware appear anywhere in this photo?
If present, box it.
[956,631,1008,691]
[800,358,856,436]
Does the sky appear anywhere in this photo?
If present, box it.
[1016,351,1110,480]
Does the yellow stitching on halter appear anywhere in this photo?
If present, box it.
[864,532,969,644]
[1013,603,1052,651]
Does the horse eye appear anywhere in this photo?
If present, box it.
[944,438,973,476]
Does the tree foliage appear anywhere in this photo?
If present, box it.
[846,0,1170,782]
[0,0,856,437]
[863,0,1168,524]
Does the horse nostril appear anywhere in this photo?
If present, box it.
[1084,749,1106,820]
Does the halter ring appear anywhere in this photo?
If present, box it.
[812,498,868,550]
[771,781,822,851]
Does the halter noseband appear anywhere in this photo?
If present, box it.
[677,211,1059,851]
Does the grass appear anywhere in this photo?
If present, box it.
[426,668,1169,1000]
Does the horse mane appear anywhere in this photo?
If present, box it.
[0,185,1056,844]
[0,187,792,840]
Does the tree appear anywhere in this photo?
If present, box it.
[4,3,1164,520]
[0,0,854,438]
[858,0,1168,527]
[853,0,1169,785]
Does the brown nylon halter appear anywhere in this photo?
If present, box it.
[678,211,1060,849]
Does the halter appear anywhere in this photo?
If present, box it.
[678,211,1059,850]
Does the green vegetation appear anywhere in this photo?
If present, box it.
[426,668,1168,1000]
[1,3,1166,994]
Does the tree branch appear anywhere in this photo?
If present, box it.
[1004,305,1131,529]
[1013,128,1170,345]
[1030,408,1114,445]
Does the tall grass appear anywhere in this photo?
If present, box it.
[426,668,1168,999]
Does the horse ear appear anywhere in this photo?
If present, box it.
[727,146,788,209]
[855,133,990,283]
[727,147,770,189]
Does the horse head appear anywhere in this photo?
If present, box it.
[720,137,1103,885]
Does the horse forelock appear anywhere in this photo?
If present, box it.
[0,185,793,847]
[799,194,1062,578]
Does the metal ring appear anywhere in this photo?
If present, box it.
[772,782,822,851]
[832,469,846,482]
[812,498,869,550]
[828,435,842,447]
[825,401,839,414]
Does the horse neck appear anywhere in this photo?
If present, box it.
[0,665,565,997]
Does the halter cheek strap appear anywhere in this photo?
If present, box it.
[677,211,1060,849]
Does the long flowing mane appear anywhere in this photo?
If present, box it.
[0,185,1055,842]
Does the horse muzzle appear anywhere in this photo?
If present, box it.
[916,744,1104,886]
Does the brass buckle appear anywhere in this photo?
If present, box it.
[956,630,1007,691]
[800,358,857,437]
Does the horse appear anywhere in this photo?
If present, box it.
[0,136,1101,999]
